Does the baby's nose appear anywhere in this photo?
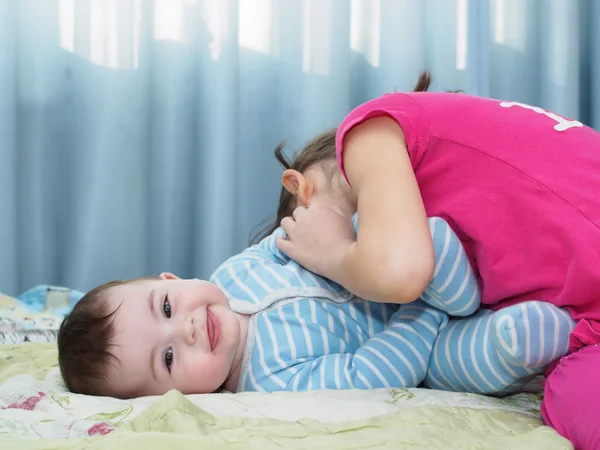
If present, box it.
[183,316,196,346]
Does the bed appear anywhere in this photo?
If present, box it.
[0,286,573,449]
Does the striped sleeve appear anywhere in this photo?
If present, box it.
[279,301,446,391]
[209,231,291,306]
[420,217,481,316]
[209,227,327,307]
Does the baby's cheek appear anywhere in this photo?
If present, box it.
[214,290,231,307]
[182,354,225,393]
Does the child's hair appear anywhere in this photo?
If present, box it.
[57,277,156,396]
[251,129,339,244]
[251,70,434,244]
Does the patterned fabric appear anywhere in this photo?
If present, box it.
[0,285,84,344]
[1,330,58,345]
[0,343,550,444]
[210,217,478,392]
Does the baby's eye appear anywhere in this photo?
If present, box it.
[162,297,171,318]
[164,348,173,371]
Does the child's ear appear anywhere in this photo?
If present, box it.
[159,272,180,281]
[282,169,312,207]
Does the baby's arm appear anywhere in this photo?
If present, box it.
[420,217,480,316]
[209,229,295,310]
[242,215,480,318]
[425,301,575,394]
[267,301,447,391]
[254,228,291,264]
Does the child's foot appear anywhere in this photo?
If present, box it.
[491,301,575,369]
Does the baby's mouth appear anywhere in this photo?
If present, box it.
[207,309,220,352]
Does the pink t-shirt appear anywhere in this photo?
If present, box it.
[336,92,600,321]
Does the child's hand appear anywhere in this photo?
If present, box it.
[276,203,355,281]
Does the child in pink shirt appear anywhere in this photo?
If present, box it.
[278,73,600,449]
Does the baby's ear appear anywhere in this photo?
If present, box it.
[159,272,180,281]
[282,169,312,207]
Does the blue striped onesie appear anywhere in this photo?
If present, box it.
[210,217,574,393]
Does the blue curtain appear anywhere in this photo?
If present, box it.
[1,0,598,294]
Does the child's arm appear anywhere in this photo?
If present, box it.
[253,301,446,392]
[337,117,434,303]
[278,117,433,304]
[349,214,480,315]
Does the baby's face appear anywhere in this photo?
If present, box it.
[104,276,243,397]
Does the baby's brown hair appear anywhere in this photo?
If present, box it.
[57,277,156,396]
[252,71,434,244]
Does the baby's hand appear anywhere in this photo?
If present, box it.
[276,203,355,280]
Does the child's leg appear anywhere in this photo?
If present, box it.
[542,343,600,449]
[425,302,574,394]
[421,218,481,316]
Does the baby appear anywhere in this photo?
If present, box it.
[57,129,575,398]
[57,217,472,397]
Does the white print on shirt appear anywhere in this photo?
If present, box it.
[500,101,583,132]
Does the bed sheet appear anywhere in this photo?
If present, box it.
[0,288,572,449]
[0,343,572,449]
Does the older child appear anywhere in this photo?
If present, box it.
[278,72,600,448]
